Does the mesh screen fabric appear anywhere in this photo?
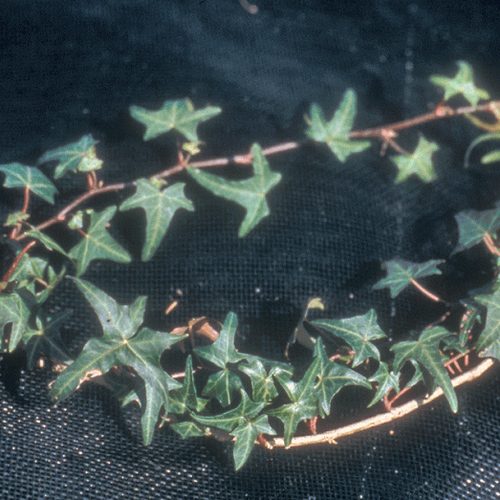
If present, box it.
[1,0,499,498]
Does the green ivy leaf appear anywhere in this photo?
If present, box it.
[187,143,282,237]
[24,227,69,257]
[23,311,72,370]
[120,178,194,261]
[38,135,102,179]
[305,89,371,162]
[68,206,132,276]
[4,211,30,227]
[231,414,276,471]
[130,98,221,142]
[0,291,30,352]
[464,132,500,168]
[194,312,245,368]
[202,368,243,407]
[452,208,500,254]
[312,309,386,367]
[367,361,400,407]
[0,163,58,204]
[372,258,444,299]
[430,61,490,106]
[238,358,280,403]
[50,279,185,445]
[170,421,206,439]
[168,355,207,414]
[311,338,371,416]
[474,286,500,360]
[391,327,457,412]
[391,135,439,183]
[458,301,482,347]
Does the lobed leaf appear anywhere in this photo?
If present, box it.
[391,135,439,183]
[130,98,221,142]
[368,361,400,407]
[120,178,194,261]
[452,207,500,254]
[169,355,207,414]
[0,291,30,352]
[372,258,444,299]
[38,135,102,179]
[474,286,500,360]
[306,89,371,162]
[0,163,58,204]
[187,143,282,237]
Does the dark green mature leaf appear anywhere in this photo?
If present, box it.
[194,312,245,368]
[391,135,439,183]
[474,286,500,360]
[452,208,500,254]
[68,206,131,276]
[391,327,457,412]
[312,309,386,367]
[305,89,371,162]
[367,361,400,407]
[202,369,243,407]
[120,178,194,261]
[50,279,185,445]
[188,144,282,237]
[231,415,276,470]
[430,61,490,106]
[0,163,58,204]
[23,311,72,370]
[0,291,30,352]
[130,98,221,142]
[38,135,102,179]
[239,358,280,402]
[169,355,207,414]
[372,258,444,299]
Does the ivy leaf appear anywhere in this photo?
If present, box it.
[305,89,371,162]
[391,135,439,183]
[194,312,245,368]
[0,163,58,204]
[312,309,386,367]
[202,369,243,407]
[23,311,72,370]
[68,206,131,276]
[50,279,185,445]
[24,227,69,257]
[391,327,457,412]
[458,301,482,347]
[372,258,444,299]
[0,291,30,352]
[168,355,207,414]
[430,61,490,106]
[231,415,276,471]
[120,179,194,261]
[170,421,206,439]
[464,132,500,168]
[367,361,400,408]
[4,211,30,227]
[238,358,280,403]
[452,208,500,254]
[474,286,500,360]
[267,356,319,447]
[38,135,102,179]
[130,98,221,142]
[188,143,282,237]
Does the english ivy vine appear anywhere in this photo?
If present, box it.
[0,61,499,470]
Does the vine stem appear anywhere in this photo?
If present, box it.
[483,233,500,256]
[14,99,500,241]
[0,240,37,288]
[409,279,442,302]
[269,358,495,449]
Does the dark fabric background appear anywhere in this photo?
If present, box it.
[0,1,499,498]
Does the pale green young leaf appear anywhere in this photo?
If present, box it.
[68,206,131,276]
[430,61,490,106]
[0,163,58,204]
[391,135,439,183]
[120,178,194,261]
[312,309,386,367]
[0,291,30,352]
[187,143,282,237]
[24,227,69,257]
[38,135,102,179]
[367,361,400,407]
[464,132,500,168]
[372,258,444,299]
[474,286,500,360]
[391,327,457,412]
[305,89,371,162]
[130,98,221,142]
[170,421,206,439]
[4,211,30,227]
[452,208,500,254]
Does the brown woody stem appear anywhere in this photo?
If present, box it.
[270,358,495,449]
[0,240,37,290]
[410,279,442,302]
[483,233,500,256]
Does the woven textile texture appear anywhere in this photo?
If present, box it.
[0,1,499,498]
